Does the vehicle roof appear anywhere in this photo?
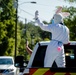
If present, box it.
[0,56,13,59]
[38,41,76,46]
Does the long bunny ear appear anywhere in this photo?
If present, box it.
[60,12,70,17]
[55,6,62,14]
[55,6,70,17]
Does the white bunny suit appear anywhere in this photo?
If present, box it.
[23,12,70,75]
[35,13,69,67]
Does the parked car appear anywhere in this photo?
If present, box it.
[0,56,19,75]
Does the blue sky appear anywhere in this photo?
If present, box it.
[18,0,76,23]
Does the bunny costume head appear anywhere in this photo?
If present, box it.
[52,6,70,24]
[53,13,63,24]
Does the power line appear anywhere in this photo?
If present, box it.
[1,1,35,22]
[18,16,34,22]
[1,1,11,11]
[18,7,45,21]
[18,16,25,20]
[19,7,34,17]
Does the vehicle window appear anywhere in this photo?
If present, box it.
[0,58,13,65]
[32,44,76,68]
[32,45,47,67]
[64,45,76,67]
[65,49,74,60]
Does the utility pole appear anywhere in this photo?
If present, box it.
[15,0,18,60]
[25,18,27,41]
[0,7,2,44]
[0,10,1,44]
[14,0,36,61]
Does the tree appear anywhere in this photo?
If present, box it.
[64,0,76,2]
[0,0,21,56]
[63,6,76,40]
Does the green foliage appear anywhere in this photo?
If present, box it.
[0,0,18,56]
[64,0,76,2]
[44,38,50,41]
[63,7,76,41]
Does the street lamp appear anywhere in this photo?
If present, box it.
[14,0,37,60]
[19,1,36,5]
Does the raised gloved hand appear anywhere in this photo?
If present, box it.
[35,10,39,20]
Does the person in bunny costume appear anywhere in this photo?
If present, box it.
[35,10,70,67]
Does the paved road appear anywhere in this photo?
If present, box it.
[19,72,23,75]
